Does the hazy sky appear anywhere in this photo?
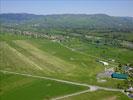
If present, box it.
[0,0,133,17]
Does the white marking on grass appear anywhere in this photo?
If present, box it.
[14,40,76,72]
[5,43,43,71]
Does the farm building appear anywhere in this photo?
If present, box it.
[111,73,128,79]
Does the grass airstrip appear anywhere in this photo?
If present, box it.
[0,33,132,100]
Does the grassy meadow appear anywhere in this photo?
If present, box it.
[62,37,133,64]
[0,34,128,86]
[0,73,87,100]
[61,90,131,100]
[0,33,132,100]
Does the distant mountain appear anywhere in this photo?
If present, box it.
[0,13,133,32]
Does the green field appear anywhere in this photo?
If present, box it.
[0,72,87,100]
[0,34,103,84]
[62,37,133,64]
[61,90,131,100]
[0,34,132,100]
[0,34,128,86]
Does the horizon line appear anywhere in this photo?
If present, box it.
[0,12,133,17]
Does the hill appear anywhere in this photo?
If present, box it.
[0,13,133,32]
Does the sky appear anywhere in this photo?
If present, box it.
[0,0,133,17]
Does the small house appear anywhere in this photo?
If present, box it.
[111,73,128,79]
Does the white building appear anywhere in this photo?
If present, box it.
[99,60,109,66]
